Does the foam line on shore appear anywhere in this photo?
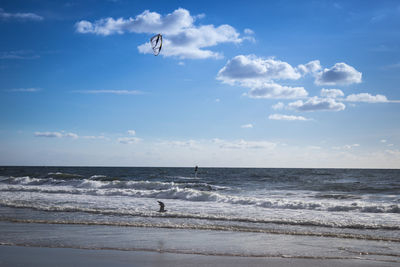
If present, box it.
[2,218,400,243]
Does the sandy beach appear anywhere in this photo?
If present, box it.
[1,220,399,266]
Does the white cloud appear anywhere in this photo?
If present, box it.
[215,98,221,102]
[217,55,301,84]
[212,138,276,150]
[217,56,366,101]
[345,93,388,103]
[268,114,309,121]
[380,139,387,143]
[288,97,345,112]
[320,88,344,98]
[0,50,40,60]
[241,124,253,128]
[296,60,321,75]
[344,144,360,149]
[247,83,308,99]
[333,144,360,150]
[6,88,41,92]
[217,55,310,99]
[76,8,193,35]
[74,90,142,95]
[76,8,244,59]
[272,102,285,110]
[34,132,63,138]
[244,28,254,35]
[64,133,79,139]
[34,131,79,139]
[243,28,256,42]
[118,137,141,144]
[127,130,136,136]
[315,62,362,85]
[0,8,43,21]
[82,135,108,140]
[158,140,199,148]
[194,13,206,19]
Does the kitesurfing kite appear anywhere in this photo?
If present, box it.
[150,34,162,56]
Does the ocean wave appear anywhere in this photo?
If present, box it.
[1,176,226,192]
[1,182,399,214]
[315,194,362,200]
[1,176,399,214]
[89,175,107,179]
[47,172,84,179]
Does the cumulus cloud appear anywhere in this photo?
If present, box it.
[296,60,321,75]
[217,55,301,84]
[345,93,388,103]
[0,8,43,21]
[241,124,253,128]
[320,88,344,98]
[268,114,309,121]
[212,138,276,150]
[315,63,362,85]
[76,8,193,35]
[288,97,345,112]
[76,8,244,59]
[217,55,316,99]
[34,131,78,139]
[118,137,141,144]
[247,83,308,99]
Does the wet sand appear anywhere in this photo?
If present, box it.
[1,245,399,267]
[1,220,400,266]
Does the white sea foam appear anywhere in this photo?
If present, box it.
[1,181,399,214]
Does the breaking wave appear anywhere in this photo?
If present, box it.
[0,203,399,232]
[0,176,399,214]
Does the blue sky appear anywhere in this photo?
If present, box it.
[1,0,399,168]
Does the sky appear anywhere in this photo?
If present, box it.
[1,0,400,168]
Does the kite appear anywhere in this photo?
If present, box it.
[150,34,162,56]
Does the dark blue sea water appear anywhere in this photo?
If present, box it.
[0,166,399,261]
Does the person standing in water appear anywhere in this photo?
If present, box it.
[194,165,198,178]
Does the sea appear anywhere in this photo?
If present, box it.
[0,166,399,263]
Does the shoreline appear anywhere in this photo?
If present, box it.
[1,221,400,265]
[1,245,399,267]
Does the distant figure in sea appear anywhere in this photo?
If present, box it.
[157,201,166,212]
[194,165,198,178]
